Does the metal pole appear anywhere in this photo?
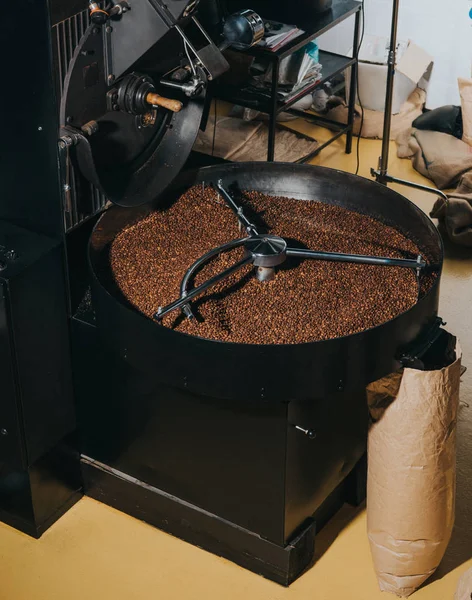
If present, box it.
[370,0,448,202]
[346,9,361,154]
[267,56,280,162]
[377,0,400,182]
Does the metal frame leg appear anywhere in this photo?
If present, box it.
[376,0,400,181]
[346,10,361,154]
[267,57,280,162]
[369,169,450,201]
[370,0,447,201]
[200,81,214,132]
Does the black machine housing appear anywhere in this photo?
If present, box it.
[0,0,444,587]
[59,0,228,207]
[81,163,442,584]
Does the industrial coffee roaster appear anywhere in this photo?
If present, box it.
[0,0,443,585]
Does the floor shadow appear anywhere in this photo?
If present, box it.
[429,461,472,581]
[313,501,366,563]
[295,501,365,581]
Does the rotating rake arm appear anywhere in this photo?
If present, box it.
[154,238,251,322]
[214,181,260,237]
[215,184,427,273]
[286,248,426,272]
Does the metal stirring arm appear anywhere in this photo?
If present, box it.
[285,248,428,303]
[214,181,260,237]
[155,238,251,322]
[286,248,426,273]
[214,183,426,272]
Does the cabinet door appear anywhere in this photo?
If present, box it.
[284,390,368,542]
[0,282,25,472]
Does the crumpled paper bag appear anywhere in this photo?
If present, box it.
[459,78,472,146]
[367,341,461,597]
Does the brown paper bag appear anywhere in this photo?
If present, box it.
[459,77,472,146]
[367,340,461,597]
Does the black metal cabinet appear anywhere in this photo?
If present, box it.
[0,223,82,537]
[0,0,83,538]
[74,311,366,584]
[0,286,25,472]
[285,391,367,541]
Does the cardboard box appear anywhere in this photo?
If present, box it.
[348,36,433,114]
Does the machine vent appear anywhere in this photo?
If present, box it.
[53,7,108,232]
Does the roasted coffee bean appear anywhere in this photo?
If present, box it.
[110,186,436,345]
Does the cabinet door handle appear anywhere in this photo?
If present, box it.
[293,425,316,440]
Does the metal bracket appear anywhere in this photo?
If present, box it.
[174,17,229,82]
[398,317,446,367]
[371,168,449,202]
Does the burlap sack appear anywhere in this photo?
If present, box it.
[367,340,461,597]
[459,78,472,146]
[194,115,318,162]
[430,171,472,247]
[325,88,426,140]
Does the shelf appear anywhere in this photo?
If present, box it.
[277,52,355,113]
[214,51,355,115]
[241,0,362,59]
[210,0,361,162]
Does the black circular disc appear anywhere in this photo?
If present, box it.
[60,24,206,208]
[96,95,205,207]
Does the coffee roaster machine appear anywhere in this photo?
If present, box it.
[0,0,443,586]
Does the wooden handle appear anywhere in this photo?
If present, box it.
[146,93,183,113]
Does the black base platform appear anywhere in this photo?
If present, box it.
[0,437,82,538]
[82,454,365,585]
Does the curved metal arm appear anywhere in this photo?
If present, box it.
[286,248,426,270]
[181,238,248,294]
[155,241,253,322]
[179,238,250,319]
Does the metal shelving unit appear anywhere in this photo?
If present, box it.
[214,0,362,162]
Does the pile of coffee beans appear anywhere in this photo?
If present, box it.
[110,185,435,344]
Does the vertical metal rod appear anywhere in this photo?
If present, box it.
[55,26,63,94]
[370,0,446,199]
[346,9,361,154]
[377,0,400,181]
[268,57,280,162]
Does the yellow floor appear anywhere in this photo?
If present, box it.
[1,131,471,600]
